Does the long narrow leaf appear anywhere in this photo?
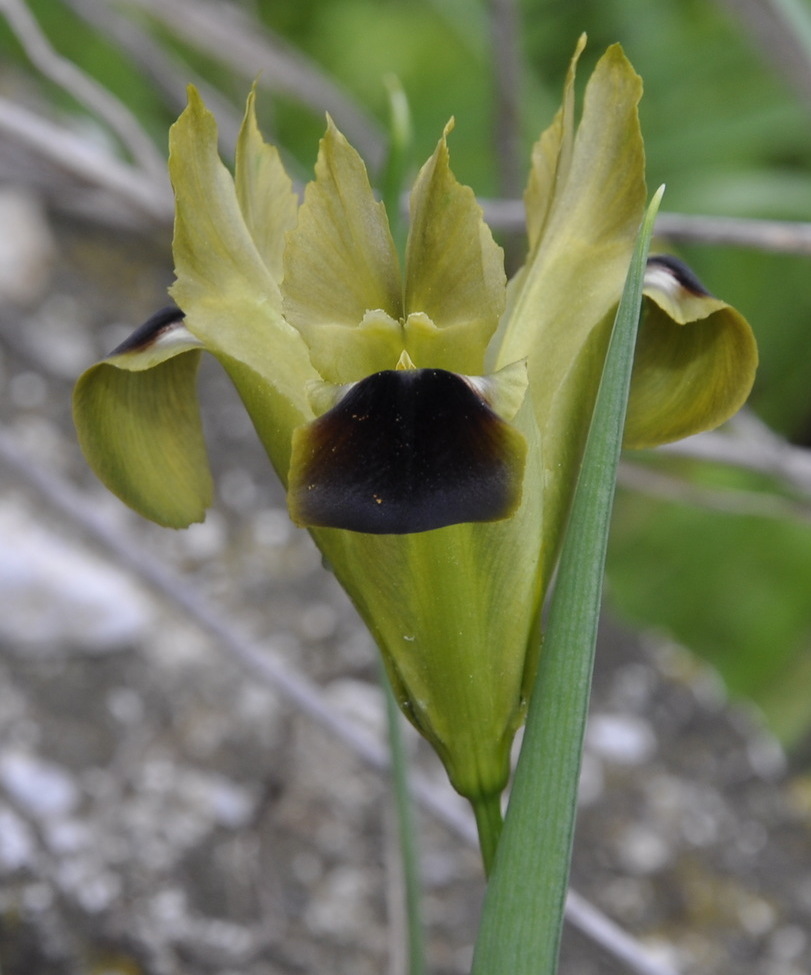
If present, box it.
[471,187,665,974]
[381,664,426,975]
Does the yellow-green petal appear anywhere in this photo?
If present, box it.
[73,320,211,528]
[495,45,645,386]
[493,43,646,580]
[283,117,403,383]
[625,261,758,447]
[235,87,299,282]
[524,33,585,249]
[404,122,506,375]
[169,87,281,321]
[169,87,317,478]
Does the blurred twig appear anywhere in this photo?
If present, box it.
[0,0,166,180]
[487,0,523,200]
[65,0,244,147]
[770,0,811,66]
[713,0,811,111]
[482,198,811,253]
[0,95,172,224]
[658,411,811,495]
[0,428,679,975]
[654,211,811,254]
[108,0,386,168]
[619,460,811,523]
[621,411,811,520]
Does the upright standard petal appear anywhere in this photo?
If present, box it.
[495,44,645,378]
[73,308,212,528]
[494,43,646,575]
[403,122,506,376]
[235,88,299,282]
[283,118,403,383]
[169,87,316,481]
[523,33,585,249]
[170,88,281,316]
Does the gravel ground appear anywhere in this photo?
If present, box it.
[0,193,809,975]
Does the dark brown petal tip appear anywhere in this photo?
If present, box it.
[110,306,186,356]
[646,255,713,297]
[288,368,526,535]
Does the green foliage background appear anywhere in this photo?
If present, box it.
[3,0,811,748]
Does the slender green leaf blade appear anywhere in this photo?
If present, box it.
[380,664,426,975]
[471,186,664,975]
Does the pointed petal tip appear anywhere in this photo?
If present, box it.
[183,84,205,113]
[323,112,346,143]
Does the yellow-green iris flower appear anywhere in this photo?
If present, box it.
[73,41,757,808]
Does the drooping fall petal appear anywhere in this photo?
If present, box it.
[624,256,759,446]
[72,308,212,528]
[288,365,527,534]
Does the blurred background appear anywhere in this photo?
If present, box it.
[1,1,810,973]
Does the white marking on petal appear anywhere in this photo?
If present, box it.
[152,323,203,351]
[644,264,682,298]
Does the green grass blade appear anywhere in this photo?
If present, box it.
[471,186,665,975]
[381,75,412,257]
[381,664,426,975]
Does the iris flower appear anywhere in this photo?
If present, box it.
[73,42,756,827]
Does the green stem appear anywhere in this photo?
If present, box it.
[381,664,426,975]
[472,792,504,876]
